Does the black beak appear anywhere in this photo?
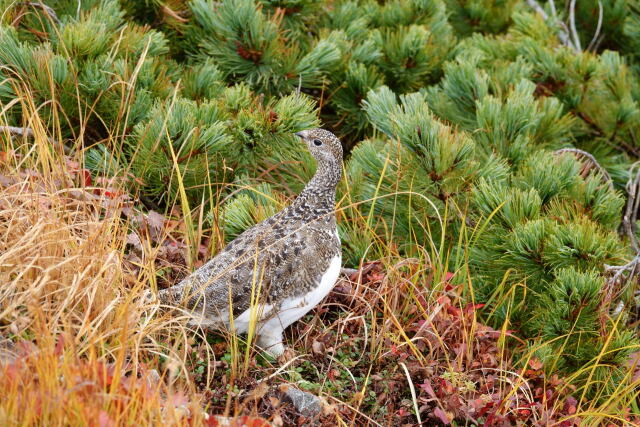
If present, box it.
[295,131,305,139]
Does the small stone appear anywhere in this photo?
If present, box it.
[280,386,322,418]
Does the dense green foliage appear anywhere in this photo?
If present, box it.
[1,0,640,398]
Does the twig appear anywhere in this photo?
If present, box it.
[623,162,640,253]
[605,256,640,288]
[296,74,302,95]
[554,148,614,191]
[0,125,71,154]
[603,162,640,315]
[569,0,582,51]
[526,0,577,51]
[25,2,60,24]
[526,0,549,19]
[549,0,576,51]
[587,0,604,52]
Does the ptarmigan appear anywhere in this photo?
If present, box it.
[158,129,342,357]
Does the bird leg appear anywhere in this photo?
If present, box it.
[256,330,285,357]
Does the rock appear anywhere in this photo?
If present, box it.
[280,386,322,418]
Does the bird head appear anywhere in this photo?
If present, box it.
[295,128,343,164]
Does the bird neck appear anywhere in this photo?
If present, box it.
[294,157,341,214]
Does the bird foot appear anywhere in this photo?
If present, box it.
[257,332,285,359]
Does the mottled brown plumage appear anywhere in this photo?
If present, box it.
[158,129,343,356]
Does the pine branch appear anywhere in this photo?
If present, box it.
[554,148,614,191]
[575,111,640,158]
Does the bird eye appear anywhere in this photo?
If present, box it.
[313,139,322,146]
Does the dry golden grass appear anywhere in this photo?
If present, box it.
[0,132,210,425]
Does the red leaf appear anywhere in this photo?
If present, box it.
[369,272,385,282]
[438,377,455,394]
[528,358,543,371]
[3,361,21,384]
[81,169,92,186]
[419,380,437,399]
[446,305,461,317]
[416,294,428,310]
[518,409,531,418]
[563,396,577,415]
[436,295,451,305]
[96,363,116,387]
[477,401,494,417]
[203,416,221,427]
[54,334,65,356]
[464,303,485,314]
[238,416,271,427]
[433,407,450,425]
[485,412,497,426]
[327,368,340,381]
[103,190,122,199]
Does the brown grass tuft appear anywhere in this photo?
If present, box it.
[0,137,205,425]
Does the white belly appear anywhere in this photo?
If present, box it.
[266,254,342,330]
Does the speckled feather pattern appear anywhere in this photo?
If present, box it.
[158,129,343,339]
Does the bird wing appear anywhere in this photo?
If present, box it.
[262,223,341,301]
[158,215,282,316]
[158,214,340,321]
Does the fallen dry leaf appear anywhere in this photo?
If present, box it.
[433,407,451,425]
